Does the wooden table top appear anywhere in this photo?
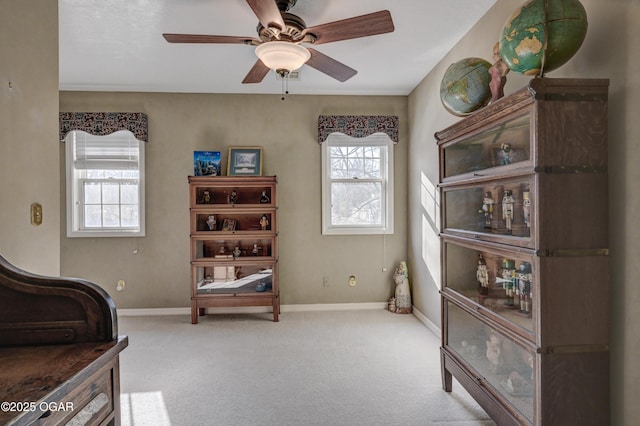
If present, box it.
[0,336,128,425]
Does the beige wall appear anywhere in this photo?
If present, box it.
[0,0,60,275]
[59,92,408,308]
[407,0,640,424]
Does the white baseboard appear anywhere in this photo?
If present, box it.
[118,307,192,316]
[411,306,441,337]
[283,302,388,312]
[117,302,388,317]
[117,303,442,337]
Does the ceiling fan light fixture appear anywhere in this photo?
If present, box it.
[255,41,310,75]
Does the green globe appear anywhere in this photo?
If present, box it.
[440,57,492,116]
[499,0,588,75]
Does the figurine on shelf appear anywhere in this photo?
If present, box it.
[206,215,216,231]
[499,143,513,165]
[227,190,238,204]
[213,244,233,259]
[502,190,515,233]
[392,261,412,314]
[460,340,480,360]
[504,371,532,396]
[476,255,490,295]
[260,214,269,230]
[523,190,531,228]
[480,191,495,228]
[517,262,533,314]
[252,243,260,256]
[488,41,510,103]
[201,190,211,204]
[501,259,516,307]
[233,245,241,259]
[485,333,503,374]
[259,190,270,204]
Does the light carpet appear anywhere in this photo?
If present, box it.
[118,309,495,426]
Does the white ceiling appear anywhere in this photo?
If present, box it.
[59,0,496,96]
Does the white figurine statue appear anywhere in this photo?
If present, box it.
[480,191,495,228]
[486,333,503,373]
[502,190,515,233]
[476,255,489,295]
[392,261,412,314]
[523,190,531,228]
[206,215,216,231]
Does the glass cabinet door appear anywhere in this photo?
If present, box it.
[190,182,275,208]
[445,301,535,423]
[443,239,535,335]
[193,264,274,295]
[192,236,275,260]
[441,113,531,180]
[192,210,276,234]
[442,175,534,247]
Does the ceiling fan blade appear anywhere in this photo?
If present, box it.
[305,10,394,45]
[306,48,357,82]
[242,59,270,84]
[246,0,285,31]
[163,34,258,44]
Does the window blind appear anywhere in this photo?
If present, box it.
[72,130,140,170]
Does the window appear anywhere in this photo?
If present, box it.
[321,133,394,235]
[65,130,145,237]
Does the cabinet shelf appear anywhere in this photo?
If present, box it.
[441,235,536,339]
[439,112,532,183]
[188,175,279,324]
[441,174,535,248]
[190,203,277,211]
[443,300,535,423]
[191,258,276,267]
[191,230,276,237]
[436,78,610,426]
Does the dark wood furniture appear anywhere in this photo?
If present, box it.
[189,176,279,324]
[435,78,610,425]
[0,254,127,426]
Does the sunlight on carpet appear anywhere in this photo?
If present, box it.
[121,391,171,426]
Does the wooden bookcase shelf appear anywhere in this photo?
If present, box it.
[435,78,610,425]
[188,175,279,324]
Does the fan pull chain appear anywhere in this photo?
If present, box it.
[281,72,290,101]
[281,74,285,100]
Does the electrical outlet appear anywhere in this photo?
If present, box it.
[116,280,126,292]
[349,275,357,287]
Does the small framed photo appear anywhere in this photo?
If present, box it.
[227,147,263,176]
[221,219,237,232]
[194,151,221,176]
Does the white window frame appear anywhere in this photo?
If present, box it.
[321,133,394,235]
[65,130,145,238]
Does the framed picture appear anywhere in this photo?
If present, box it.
[194,151,221,176]
[221,219,236,232]
[227,146,263,176]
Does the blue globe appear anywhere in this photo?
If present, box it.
[440,57,492,116]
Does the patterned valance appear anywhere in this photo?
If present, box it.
[60,112,148,142]
[317,115,398,144]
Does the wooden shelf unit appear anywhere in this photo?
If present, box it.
[188,175,279,324]
[435,78,610,425]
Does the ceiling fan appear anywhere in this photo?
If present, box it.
[163,0,395,84]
